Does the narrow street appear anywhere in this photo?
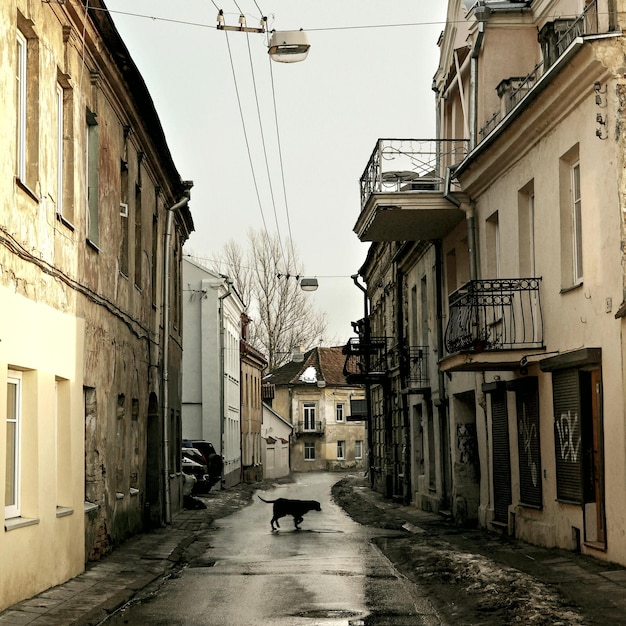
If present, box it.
[103,473,444,625]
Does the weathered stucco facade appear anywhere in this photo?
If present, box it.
[1,0,192,609]
[351,0,626,568]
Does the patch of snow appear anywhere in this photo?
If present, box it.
[299,366,317,383]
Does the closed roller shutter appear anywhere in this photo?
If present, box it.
[492,389,511,523]
[552,369,583,503]
[515,378,542,508]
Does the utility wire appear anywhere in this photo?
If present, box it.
[266,40,298,272]
[222,28,270,235]
[244,30,289,273]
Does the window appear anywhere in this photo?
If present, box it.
[134,155,143,288]
[151,213,158,306]
[559,145,582,289]
[15,32,27,182]
[337,440,345,460]
[572,162,583,283]
[15,19,40,193]
[56,378,72,508]
[303,402,316,431]
[304,442,315,460]
[86,109,99,247]
[6,371,22,519]
[336,403,344,422]
[486,211,501,278]
[56,85,64,216]
[518,181,536,277]
[134,185,142,287]
[120,159,129,275]
[355,440,363,460]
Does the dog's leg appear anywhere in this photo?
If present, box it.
[294,516,303,530]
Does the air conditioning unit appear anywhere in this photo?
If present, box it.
[120,203,128,217]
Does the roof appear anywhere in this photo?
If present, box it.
[264,346,355,388]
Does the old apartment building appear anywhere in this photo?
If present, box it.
[266,347,367,472]
[1,0,193,610]
[349,0,626,567]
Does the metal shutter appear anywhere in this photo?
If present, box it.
[492,389,511,523]
[515,379,542,507]
[552,369,583,503]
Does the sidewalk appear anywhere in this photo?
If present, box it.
[0,480,268,626]
[332,474,626,625]
[2,473,626,625]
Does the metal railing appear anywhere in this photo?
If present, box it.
[444,278,543,354]
[343,336,390,381]
[479,0,601,140]
[295,421,325,435]
[359,139,470,210]
[402,346,430,390]
[343,337,430,389]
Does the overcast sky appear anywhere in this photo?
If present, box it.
[104,1,447,343]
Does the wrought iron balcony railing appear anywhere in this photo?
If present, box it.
[343,336,391,383]
[343,337,430,389]
[359,139,470,210]
[444,278,543,354]
[294,421,325,436]
[479,0,602,140]
[402,346,430,390]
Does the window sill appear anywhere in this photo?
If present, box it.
[56,212,75,231]
[560,281,583,295]
[56,506,74,518]
[15,177,40,202]
[86,238,101,253]
[84,501,99,514]
[5,516,40,532]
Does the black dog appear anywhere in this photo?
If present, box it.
[258,496,321,531]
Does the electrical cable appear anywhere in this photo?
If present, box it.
[244,30,289,273]
[222,28,270,236]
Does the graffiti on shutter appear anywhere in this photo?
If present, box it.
[552,369,583,503]
[514,378,542,507]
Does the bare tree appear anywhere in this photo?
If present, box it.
[210,229,327,369]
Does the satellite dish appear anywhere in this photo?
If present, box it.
[268,30,310,63]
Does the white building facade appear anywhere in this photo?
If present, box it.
[182,259,244,488]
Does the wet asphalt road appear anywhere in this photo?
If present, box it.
[104,473,445,625]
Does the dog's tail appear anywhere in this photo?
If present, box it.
[257,495,276,504]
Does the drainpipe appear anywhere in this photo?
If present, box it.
[352,274,375,488]
[218,278,233,489]
[470,20,486,150]
[162,196,189,524]
[444,167,478,281]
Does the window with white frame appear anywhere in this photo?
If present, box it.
[5,371,22,519]
[336,402,344,422]
[16,32,27,181]
[355,440,363,459]
[337,440,345,460]
[56,84,64,216]
[303,402,316,431]
[304,442,315,460]
[559,145,582,289]
[572,161,583,283]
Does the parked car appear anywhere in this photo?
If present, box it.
[182,440,223,493]
[182,446,208,481]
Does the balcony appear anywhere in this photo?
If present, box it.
[479,0,605,141]
[402,346,430,392]
[343,336,390,384]
[294,421,325,437]
[441,278,544,372]
[354,139,469,242]
[343,337,430,392]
